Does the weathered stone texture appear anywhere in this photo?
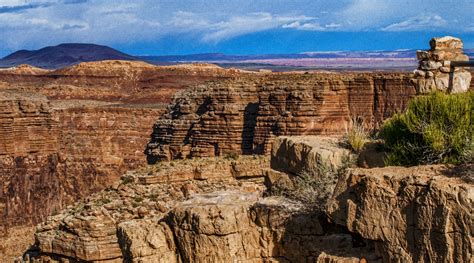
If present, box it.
[0,91,165,233]
[146,73,416,161]
[0,91,60,231]
[414,36,472,94]
[271,136,351,176]
[327,165,473,262]
[31,156,378,262]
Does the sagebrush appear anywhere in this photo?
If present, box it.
[269,155,353,211]
[379,91,473,166]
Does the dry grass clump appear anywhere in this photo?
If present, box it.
[269,155,354,211]
[345,118,369,153]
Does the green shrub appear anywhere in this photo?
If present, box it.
[379,91,473,166]
[224,152,240,160]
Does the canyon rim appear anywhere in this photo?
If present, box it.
[0,1,473,262]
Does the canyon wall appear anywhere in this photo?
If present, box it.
[31,156,380,263]
[0,61,243,234]
[28,136,472,262]
[0,92,165,234]
[0,61,240,103]
[0,91,59,231]
[146,72,416,161]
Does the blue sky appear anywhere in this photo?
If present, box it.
[0,0,473,57]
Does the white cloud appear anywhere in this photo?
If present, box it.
[281,21,342,31]
[0,0,472,54]
[325,23,341,29]
[282,21,324,30]
[199,12,314,42]
[382,15,447,31]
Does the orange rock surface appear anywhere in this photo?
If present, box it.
[146,72,417,161]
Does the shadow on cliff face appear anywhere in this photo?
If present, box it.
[439,164,473,184]
[276,211,381,261]
[242,102,259,154]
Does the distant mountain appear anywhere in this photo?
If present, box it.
[465,49,474,58]
[1,43,472,70]
[140,50,420,63]
[0,43,136,69]
[143,49,474,62]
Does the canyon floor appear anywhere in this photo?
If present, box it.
[0,60,472,262]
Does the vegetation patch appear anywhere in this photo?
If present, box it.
[345,117,370,153]
[269,155,353,211]
[379,91,473,166]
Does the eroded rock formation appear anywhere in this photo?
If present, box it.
[25,135,473,263]
[327,165,473,262]
[0,91,164,235]
[31,156,378,262]
[146,72,416,161]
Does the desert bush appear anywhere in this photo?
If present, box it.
[345,117,369,152]
[379,91,473,166]
[269,155,353,211]
[121,175,135,185]
[224,151,240,160]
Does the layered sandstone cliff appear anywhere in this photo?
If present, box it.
[28,135,473,262]
[0,91,59,230]
[0,61,243,104]
[0,61,244,234]
[0,92,165,236]
[30,156,379,262]
[146,72,416,161]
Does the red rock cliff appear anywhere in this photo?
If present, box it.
[0,92,164,233]
[146,72,416,161]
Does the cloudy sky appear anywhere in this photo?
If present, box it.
[0,0,473,57]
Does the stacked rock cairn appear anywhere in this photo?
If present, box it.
[413,36,471,94]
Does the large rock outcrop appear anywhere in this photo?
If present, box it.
[0,91,164,235]
[271,136,351,176]
[30,156,378,262]
[146,72,416,161]
[32,156,268,262]
[27,135,473,262]
[327,165,473,262]
[0,61,242,235]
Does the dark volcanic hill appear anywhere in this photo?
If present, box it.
[0,43,136,69]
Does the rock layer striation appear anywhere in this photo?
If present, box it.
[146,72,416,161]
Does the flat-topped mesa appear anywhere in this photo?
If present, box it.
[146,72,416,162]
[414,36,471,93]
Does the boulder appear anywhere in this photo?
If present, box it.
[118,219,178,263]
[271,136,351,176]
[327,165,473,262]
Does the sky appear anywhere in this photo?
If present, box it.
[0,0,473,57]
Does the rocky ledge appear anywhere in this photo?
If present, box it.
[24,136,473,263]
[327,165,473,262]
